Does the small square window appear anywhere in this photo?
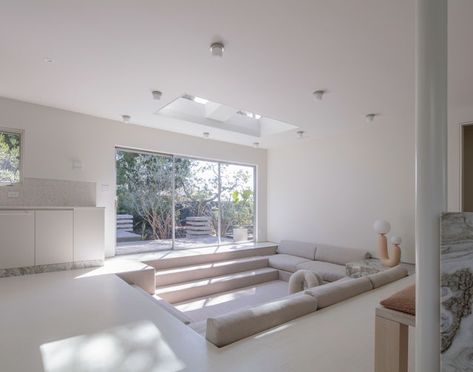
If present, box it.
[0,128,22,186]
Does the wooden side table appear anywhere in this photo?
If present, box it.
[375,306,415,372]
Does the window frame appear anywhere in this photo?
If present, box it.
[115,146,258,249]
[0,127,24,187]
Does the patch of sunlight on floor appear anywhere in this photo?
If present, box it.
[40,321,185,372]
[175,287,257,312]
[254,323,292,339]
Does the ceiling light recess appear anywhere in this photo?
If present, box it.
[296,130,305,139]
[210,42,224,58]
[122,115,131,123]
[203,132,210,138]
[237,110,261,120]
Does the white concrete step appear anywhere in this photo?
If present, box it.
[143,244,277,270]
[155,256,269,286]
[155,267,279,304]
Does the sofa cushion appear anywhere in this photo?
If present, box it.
[314,244,371,265]
[296,260,346,282]
[278,240,317,260]
[304,277,373,308]
[380,284,415,315]
[268,254,312,272]
[206,293,317,347]
[368,266,408,289]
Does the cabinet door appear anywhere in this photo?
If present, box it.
[35,210,73,265]
[0,210,35,269]
[74,208,104,261]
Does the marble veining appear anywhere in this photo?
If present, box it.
[0,260,103,278]
[441,212,473,371]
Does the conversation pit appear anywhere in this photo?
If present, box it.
[108,240,412,347]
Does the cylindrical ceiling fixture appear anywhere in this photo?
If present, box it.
[313,90,326,100]
[366,113,377,122]
[210,42,225,58]
[152,90,162,100]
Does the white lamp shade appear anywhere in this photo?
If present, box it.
[391,236,402,245]
[373,219,391,234]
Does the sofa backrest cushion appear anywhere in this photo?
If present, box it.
[314,244,371,265]
[368,266,408,289]
[304,277,373,308]
[278,240,317,260]
[206,293,317,347]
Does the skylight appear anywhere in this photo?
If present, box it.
[157,94,298,138]
[182,94,209,105]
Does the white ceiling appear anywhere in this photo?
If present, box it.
[0,1,471,148]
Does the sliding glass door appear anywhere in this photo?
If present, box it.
[115,148,256,254]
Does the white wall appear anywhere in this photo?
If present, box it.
[0,97,267,257]
[267,123,415,263]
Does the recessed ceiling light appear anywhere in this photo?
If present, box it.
[210,42,224,58]
[365,113,378,122]
[312,90,326,100]
[296,130,305,139]
[122,115,131,123]
[253,142,260,148]
[43,57,55,63]
[152,90,162,100]
[203,132,210,138]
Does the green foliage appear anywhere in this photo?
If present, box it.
[0,131,21,185]
[116,150,255,242]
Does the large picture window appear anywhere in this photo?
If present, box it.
[116,148,256,254]
[0,128,22,186]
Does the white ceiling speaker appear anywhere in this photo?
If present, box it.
[312,90,326,100]
[152,90,162,100]
[296,130,305,139]
[210,42,224,58]
[122,115,131,123]
[366,113,378,122]
[203,132,210,138]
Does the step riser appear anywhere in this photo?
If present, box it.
[144,245,277,270]
[158,270,279,304]
[155,258,269,286]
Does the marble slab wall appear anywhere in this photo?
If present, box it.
[0,177,96,207]
[441,212,473,371]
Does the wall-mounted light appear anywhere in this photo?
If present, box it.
[210,42,225,58]
[122,115,131,123]
[312,90,326,100]
[296,130,305,139]
[152,90,162,100]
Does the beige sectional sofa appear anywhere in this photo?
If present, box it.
[206,261,408,347]
[269,240,371,282]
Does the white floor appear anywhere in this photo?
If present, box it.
[175,280,289,322]
[0,267,415,372]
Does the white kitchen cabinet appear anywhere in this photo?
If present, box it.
[74,208,104,261]
[0,210,35,269]
[35,210,73,265]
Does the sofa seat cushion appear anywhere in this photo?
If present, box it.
[278,240,317,260]
[304,277,373,308]
[296,260,346,282]
[314,244,371,265]
[268,254,312,272]
[380,284,415,315]
[206,293,318,347]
